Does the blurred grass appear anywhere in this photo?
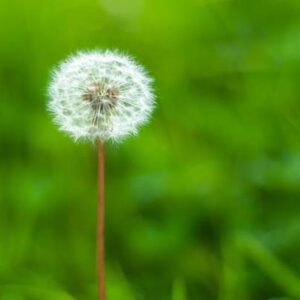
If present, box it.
[1,0,300,299]
[172,278,187,300]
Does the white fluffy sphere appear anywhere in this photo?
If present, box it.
[48,50,155,142]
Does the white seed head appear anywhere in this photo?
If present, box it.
[48,50,155,142]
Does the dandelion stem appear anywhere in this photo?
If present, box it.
[98,140,106,300]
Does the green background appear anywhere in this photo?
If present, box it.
[1,0,300,299]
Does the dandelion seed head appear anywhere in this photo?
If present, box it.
[48,50,155,142]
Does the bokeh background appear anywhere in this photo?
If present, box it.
[1,0,300,299]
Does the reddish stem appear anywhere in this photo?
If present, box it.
[98,141,105,300]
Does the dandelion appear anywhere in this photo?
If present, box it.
[48,50,154,142]
[48,50,155,300]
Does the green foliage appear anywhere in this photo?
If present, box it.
[1,0,300,298]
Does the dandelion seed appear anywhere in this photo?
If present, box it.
[48,50,155,142]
